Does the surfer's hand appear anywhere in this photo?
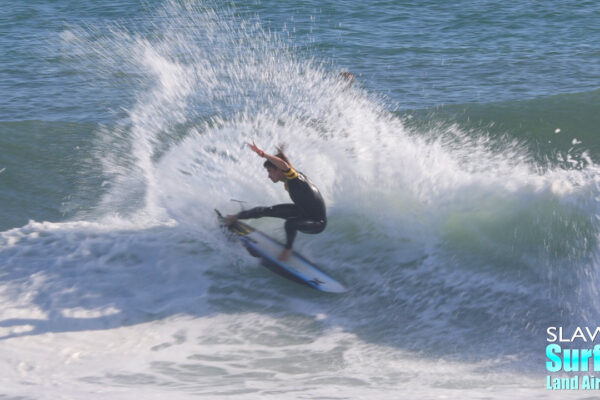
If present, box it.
[224,215,238,226]
[248,141,264,157]
[278,248,292,262]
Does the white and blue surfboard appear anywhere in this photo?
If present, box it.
[216,210,346,293]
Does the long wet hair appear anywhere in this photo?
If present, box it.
[264,143,291,170]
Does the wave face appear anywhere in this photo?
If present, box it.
[1,1,599,398]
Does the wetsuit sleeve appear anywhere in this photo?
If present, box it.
[236,207,269,219]
[236,204,299,220]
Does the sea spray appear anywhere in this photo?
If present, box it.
[4,0,595,375]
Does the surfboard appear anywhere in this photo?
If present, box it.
[215,209,346,293]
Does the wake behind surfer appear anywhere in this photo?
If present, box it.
[225,142,327,261]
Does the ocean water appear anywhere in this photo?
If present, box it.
[0,1,599,398]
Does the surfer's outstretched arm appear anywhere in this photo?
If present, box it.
[248,142,290,171]
[224,204,298,226]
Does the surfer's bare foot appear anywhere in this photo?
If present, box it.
[224,215,237,226]
[278,248,292,262]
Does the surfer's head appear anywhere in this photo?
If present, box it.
[265,165,285,182]
[338,71,355,89]
[263,144,290,183]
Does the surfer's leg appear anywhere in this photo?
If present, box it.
[295,218,327,234]
[283,218,326,249]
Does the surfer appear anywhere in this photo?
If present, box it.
[339,71,355,88]
[225,143,327,261]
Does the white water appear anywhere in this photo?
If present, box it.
[2,1,600,398]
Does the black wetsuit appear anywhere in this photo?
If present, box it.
[236,167,326,249]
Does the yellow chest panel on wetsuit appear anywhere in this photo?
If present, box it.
[282,167,326,220]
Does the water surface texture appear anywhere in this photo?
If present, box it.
[1,1,599,398]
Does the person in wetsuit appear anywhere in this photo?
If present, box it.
[225,142,326,261]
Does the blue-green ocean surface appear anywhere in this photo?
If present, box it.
[0,1,598,398]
